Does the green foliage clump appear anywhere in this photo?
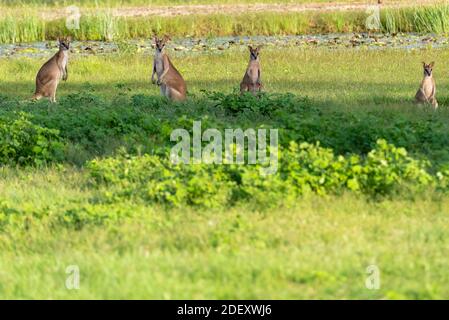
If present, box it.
[280,141,360,195]
[205,91,299,116]
[0,113,64,166]
[58,203,136,230]
[88,154,235,208]
[0,198,141,232]
[88,139,438,208]
[360,139,433,195]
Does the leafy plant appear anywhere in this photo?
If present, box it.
[87,139,443,208]
[88,154,235,208]
[360,139,433,195]
[0,113,64,166]
[204,90,299,116]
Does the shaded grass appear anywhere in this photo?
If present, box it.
[3,47,449,167]
[3,47,449,160]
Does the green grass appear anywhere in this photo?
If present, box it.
[2,45,449,299]
[2,4,449,42]
[2,46,448,103]
[1,167,449,299]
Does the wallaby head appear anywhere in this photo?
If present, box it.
[58,36,71,51]
[422,61,434,77]
[154,35,170,53]
[248,45,261,61]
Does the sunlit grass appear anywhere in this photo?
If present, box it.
[1,46,448,105]
[1,166,449,299]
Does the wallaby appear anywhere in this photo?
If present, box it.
[415,61,438,109]
[151,36,187,102]
[32,37,71,103]
[240,45,262,95]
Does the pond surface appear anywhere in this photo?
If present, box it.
[0,33,448,58]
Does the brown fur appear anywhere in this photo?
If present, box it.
[240,45,262,96]
[152,36,187,102]
[415,61,438,109]
[32,37,70,103]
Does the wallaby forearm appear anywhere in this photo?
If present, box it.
[421,88,430,103]
[160,67,169,82]
[151,61,156,83]
[63,66,68,81]
[159,55,170,82]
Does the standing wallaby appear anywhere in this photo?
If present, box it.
[240,45,262,95]
[415,62,438,109]
[151,36,187,102]
[33,37,71,103]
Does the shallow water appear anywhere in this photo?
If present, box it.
[0,33,448,58]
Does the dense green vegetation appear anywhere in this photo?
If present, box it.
[2,3,449,42]
[2,9,449,297]
[2,47,449,198]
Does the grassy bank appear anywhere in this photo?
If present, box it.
[2,4,449,42]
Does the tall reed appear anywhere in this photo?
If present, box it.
[1,4,449,43]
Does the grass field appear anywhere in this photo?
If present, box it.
[2,47,449,104]
[1,0,449,300]
[1,43,449,299]
[1,183,449,299]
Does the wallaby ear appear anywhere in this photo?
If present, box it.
[430,61,435,67]
[163,35,171,43]
[248,45,253,51]
[66,36,72,42]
